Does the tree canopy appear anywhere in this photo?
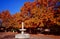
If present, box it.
[0,0,60,29]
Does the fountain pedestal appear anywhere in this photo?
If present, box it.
[15,22,30,39]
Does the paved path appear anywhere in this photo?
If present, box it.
[0,32,60,39]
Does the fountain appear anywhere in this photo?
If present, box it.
[15,22,30,39]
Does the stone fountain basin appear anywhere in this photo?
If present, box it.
[19,29,26,31]
[15,34,30,39]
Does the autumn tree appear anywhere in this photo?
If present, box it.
[0,0,60,34]
[18,0,59,28]
[55,6,60,26]
[1,0,59,29]
[1,10,12,28]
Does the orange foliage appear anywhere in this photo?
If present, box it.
[0,0,60,29]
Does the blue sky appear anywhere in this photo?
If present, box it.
[0,0,60,15]
[0,0,34,14]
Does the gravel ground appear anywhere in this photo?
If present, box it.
[0,32,60,39]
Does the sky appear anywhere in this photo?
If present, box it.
[0,0,34,14]
[0,0,60,15]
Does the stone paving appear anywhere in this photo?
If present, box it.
[0,32,60,39]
